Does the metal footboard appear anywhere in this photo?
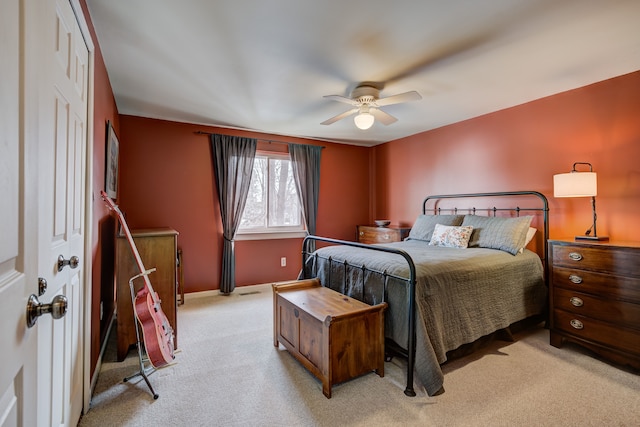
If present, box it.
[301,235,418,397]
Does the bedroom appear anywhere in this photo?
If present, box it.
[4,1,636,425]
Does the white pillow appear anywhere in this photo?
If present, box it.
[519,227,537,253]
[428,224,474,248]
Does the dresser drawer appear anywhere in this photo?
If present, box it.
[553,309,640,355]
[357,226,409,244]
[551,266,640,302]
[359,228,398,243]
[552,245,640,277]
[553,287,640,326]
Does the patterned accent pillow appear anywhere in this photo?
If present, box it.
[461,215,533,255]
[408,214,465,242]
[428,224,474,248]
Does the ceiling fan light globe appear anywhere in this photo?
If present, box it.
[354,112,374,130]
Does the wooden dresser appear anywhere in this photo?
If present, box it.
[273,279,387,398]
[548,239,640,370]
[357,225,410,244]
[116,228,179,361]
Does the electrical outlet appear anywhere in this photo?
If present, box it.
[281,257,286,267]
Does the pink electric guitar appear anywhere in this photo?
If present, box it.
[101,191,175,368]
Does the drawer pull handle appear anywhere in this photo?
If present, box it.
[569,274,583,284]
[294,308,299,318]
[359,231,364,236]
[568,252,583,261]
[383,235,390,239]
[570,297,584,307]
[570,319,584,330]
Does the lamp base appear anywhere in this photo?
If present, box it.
[575,235,609,241]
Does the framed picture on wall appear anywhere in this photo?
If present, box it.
[105,120,119,199]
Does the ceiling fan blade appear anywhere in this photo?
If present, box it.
[320,108,359,125]
[375,91,422,107]
[324,94,358,105]
[370,108,397,125]
[383,32,495,85]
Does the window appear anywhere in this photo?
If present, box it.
[237,151,305,239]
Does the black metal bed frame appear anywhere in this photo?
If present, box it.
[301,191,549,397]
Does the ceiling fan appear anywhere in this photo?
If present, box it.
[321,84,422,130]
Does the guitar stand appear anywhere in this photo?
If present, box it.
[123,269,160,400]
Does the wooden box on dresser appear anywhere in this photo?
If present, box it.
[116,228,179,362]
[548,239,640,370]
[356,225,411,244]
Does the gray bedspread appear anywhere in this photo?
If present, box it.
[303,240,547,396]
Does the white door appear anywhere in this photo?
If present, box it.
[35,0,89,425]
[0,0,38,425]
[1,1,91,426]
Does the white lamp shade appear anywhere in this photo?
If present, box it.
[553,172,597,197]
[354,112,374,130]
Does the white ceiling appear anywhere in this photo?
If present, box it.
[86,0,640,147]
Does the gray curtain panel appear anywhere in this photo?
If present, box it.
[289,143,322,252]
[210,134,257,294]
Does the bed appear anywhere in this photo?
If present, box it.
[300,191,549,396]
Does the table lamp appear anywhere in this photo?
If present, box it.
[553,162,608,241]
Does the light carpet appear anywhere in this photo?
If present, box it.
[79,283,639,426]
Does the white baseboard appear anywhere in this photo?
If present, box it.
[90,309,116,395]
[183,282,276,301]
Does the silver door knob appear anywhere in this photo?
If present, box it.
[57,255,79,272]
[26,294,68,328]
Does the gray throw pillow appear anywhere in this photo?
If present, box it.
[408,214,464,242]
[461,215,533,255]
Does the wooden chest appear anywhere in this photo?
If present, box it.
[548,239,640,370]
[356,225,410,244]
[272,279,387,398]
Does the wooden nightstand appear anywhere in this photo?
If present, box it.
[548,239,640,370]
[356,225,410,244]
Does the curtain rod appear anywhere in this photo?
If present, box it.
[195,131,324,148]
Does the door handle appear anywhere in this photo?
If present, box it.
[58,255,79,272]
[26,294,68,328]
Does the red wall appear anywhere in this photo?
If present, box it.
[79,0,120,378]
[80,0,640,383]
[117,117,371,292]
[374,70,640,242]
[117,71,640,295]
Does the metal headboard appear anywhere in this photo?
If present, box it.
[422,191,549,285]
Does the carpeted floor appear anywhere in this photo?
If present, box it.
[79,283,639,426]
